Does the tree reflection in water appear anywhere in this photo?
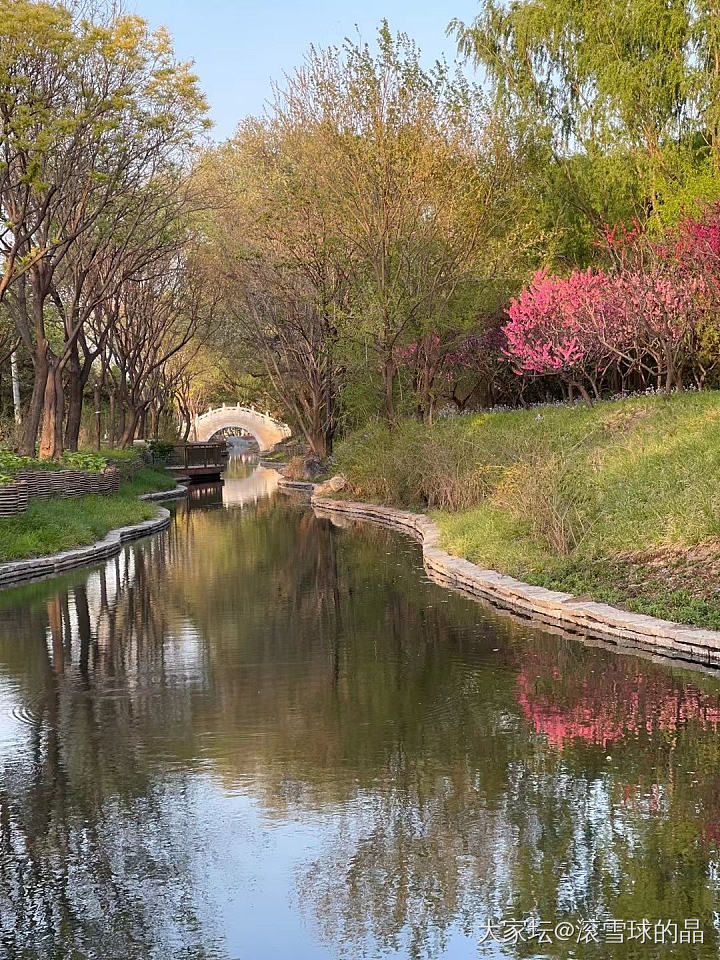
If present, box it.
[0,468,720,957]
[0,536,222,959]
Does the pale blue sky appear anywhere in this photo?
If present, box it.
[130,0,481,140]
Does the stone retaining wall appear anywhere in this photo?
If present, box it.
[138,485,188,502]
[277,478,315,492]
[312,496,720,669]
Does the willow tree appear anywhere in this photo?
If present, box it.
[451,0,720,246]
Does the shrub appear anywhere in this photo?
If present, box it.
[284,456,308,481]
[146,439,176,463]
[0,451,36,474]
[491,448,592,555]
[334,417,504,510]
[61,451,107,473]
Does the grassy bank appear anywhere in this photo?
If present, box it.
[334,392,720,628]
[0,466,174,564]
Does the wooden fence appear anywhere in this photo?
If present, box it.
[0,467,121,517]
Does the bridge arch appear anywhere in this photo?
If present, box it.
[191,405,291,451]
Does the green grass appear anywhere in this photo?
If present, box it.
[122,466,177,494]
[0,465,175,564]
[97,446,144,461]
[334,391,720,628]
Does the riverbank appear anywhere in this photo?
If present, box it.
[312,496,720,666]
[333,391,720,629]
[0,465,175,564]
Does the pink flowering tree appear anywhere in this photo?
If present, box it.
[504,207,720,401]
[669,204,720,386]
[610,267,702,393]
[503,269,618,404]
[674,202,720,291]
[605,218,709,393]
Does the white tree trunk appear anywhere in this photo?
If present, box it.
[10,350,21,425]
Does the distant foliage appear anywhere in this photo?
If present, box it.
[146,440,176,464]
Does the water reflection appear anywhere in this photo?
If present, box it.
[0,462,720,957]
[187,453,279,510]
[221,452,279,505]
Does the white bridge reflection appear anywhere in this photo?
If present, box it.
[185,450,280,509]
[222,459,279,506]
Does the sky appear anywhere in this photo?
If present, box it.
[131,0,481,141]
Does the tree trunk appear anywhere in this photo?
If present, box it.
[108,389,116,448]
[20,349,49,456]
[178,399,191,442]
[571,380,594,407]
[324,356,336,456]
[308,428,327,458]
[382,355,395,422]
[93,381,102,451]
[415,353,436,423]
[38,362,64,460]
[10,350,21,426]
[661,343,673,396]
[64,344,83,452]
[120,408,139,447]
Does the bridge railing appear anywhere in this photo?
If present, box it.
[194,403,289,429]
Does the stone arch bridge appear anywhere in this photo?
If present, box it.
[191,404,291,451]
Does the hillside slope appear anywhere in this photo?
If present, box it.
[335,392,720,628]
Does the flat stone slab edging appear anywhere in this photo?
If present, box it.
[312,496,720,669]
[0,507,173,589]
[278,478,315,492]
[139,485,188,502]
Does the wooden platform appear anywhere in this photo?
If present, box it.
[169,465,224,482]
[169,442,227,483]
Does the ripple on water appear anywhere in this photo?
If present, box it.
[10,698,43,727]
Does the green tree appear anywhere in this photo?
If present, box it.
[281,23,539,421]
[451,0,720,257]
[0,1,208,457]
[201,118,352,457]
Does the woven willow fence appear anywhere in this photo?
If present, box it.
[0,467,121,517]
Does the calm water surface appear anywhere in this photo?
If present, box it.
[2,455,720,959]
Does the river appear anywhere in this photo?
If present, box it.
[1,454,720,959]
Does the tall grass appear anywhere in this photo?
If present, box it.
[335,417,503,511]
[334,392,720,560]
